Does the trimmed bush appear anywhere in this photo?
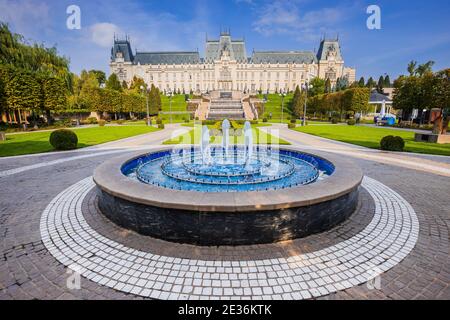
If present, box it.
[262,118,268,123]
[288,123,297,129]
[380,135,405,152]
[98,120,106,127]
[290,119,297,124]
[156,118,163,125]
[347,119,356,126]
[49,129,78,150]
[158,123,165,129]
[331,118,339,124]
[117,119,125,125]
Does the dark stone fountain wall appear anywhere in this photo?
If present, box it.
[97,187,359,246]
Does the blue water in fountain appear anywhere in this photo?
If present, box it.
[122,146,334,193]
[121,120,334,193]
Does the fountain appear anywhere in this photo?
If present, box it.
[94,120,363,245]
[243,121,253,162]
[221,119,230,158]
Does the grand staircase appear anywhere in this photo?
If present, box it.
[206,91,245,121]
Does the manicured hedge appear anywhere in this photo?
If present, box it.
[49,129,78,150]
[380,135,405,152]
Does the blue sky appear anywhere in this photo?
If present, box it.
[1,0,449,80]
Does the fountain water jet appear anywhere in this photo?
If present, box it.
[244,121,253,163]
[222,119,230,158]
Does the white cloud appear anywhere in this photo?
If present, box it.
[0,0,50,38]
[90,22,122,48]
[253,0,348,41]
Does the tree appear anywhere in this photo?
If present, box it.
[148,84,161,114]
[291,86,306,118]
[343,87,370,116]
[89,70,106,86]
[377,76,384,93]
[5,68,42,116]
[358,77,365,87]
[129,76,146,94]
[106,73,122,91]
[324,78,332,93]
[42,77,68,114]
[336,77,349,91]
[366,77,376,89]
[416,61,435,77]
[384,75,391,88]
[309,77,325,96]
[407,61,418,76]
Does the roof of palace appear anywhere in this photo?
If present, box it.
[316,39,342,61]
[205,34,247,63]
[133,52,201,65]
[111,34,342,65]
[251,51,318,64]
[111,40,134,62]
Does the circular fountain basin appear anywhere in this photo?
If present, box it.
[94,147,363,246]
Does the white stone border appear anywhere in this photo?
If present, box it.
[40,176,419,300]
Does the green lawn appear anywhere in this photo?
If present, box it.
[163,126,290,145]
[0,125,160,157]
[161,94,188,112]
[294,125,450,156]
[258,93,294,120]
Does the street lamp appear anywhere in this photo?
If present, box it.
[140,85,151,126]
[302,82,313,127]
[168,90,173,124]
[279,89,286,123]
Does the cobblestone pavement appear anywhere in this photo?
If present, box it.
[0,127,449,300]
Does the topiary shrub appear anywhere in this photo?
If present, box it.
[98,120,106,127]
[380,135,405,152]
[290,119,297,124]
[288,123,297,129]
[262,118,268,123]
[347,119,356,126]
[331,118,339,124]
[49,129,78,150]
[156,118,163,125]
[158,123,165,129]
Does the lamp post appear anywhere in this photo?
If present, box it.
[168,90,173,124]
[302,82,312,127]
[279,90,286,123]
[140,85,150,126]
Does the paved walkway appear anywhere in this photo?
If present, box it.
[260,124,450,177]
[0,125,448,300]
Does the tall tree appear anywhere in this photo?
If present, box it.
[308,77,325,96]
[42,77,68,115]
[358,77,365,87]
[324,78,332,94]
[407,61,418,76]
[291,85,305,118]
[106,73,122,91]
[384,75,391,88]
[4,69,42,123]
[89,70,106,86]
[377,76,385,93]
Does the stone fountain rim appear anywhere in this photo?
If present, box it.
[93,146,363,213]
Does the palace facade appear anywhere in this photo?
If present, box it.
[110,32,356,94]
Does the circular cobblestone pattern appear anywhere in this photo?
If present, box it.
[40,176,419,300]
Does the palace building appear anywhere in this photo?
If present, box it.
[110,31,356,94]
